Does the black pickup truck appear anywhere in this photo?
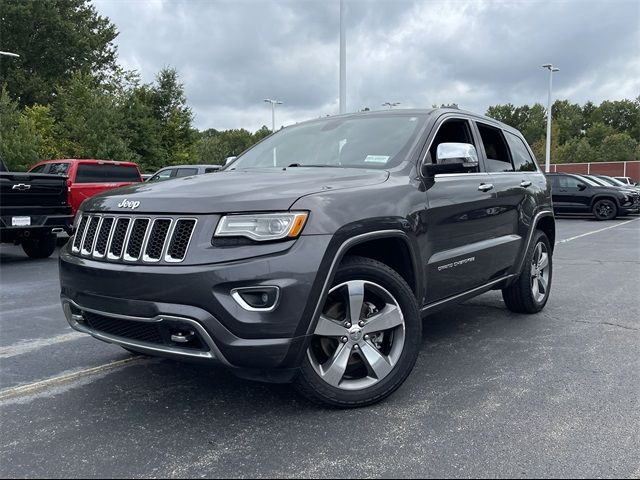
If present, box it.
[1,159,74,258]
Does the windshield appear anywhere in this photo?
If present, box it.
[228,114,427,170]
[599,176,625,187]
[575,175,603,187]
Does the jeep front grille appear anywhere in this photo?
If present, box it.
[71,214,197,263]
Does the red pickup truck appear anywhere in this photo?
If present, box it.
[29,159,143,216]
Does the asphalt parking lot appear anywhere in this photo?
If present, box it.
[1,217,639,478]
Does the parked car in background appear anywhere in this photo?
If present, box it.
[594,175,640,193]
[1,158,73,258]
[29,160,143,216]
[147,165,221,182]
[615,176,638,186]
[546,172,640,220]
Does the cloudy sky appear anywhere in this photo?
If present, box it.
[94,0,639,132]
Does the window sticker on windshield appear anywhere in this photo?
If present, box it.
[364,155,390,164]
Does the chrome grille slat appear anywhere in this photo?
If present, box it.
[72,215,89,252]
[81,216,101,256]
[73,214,196,264]
[124,218,151,262]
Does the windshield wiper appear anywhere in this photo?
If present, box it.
[287,163,337,168]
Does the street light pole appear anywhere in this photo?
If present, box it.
[339,0,346,114]
[0,51,20,58]
[263,99,283,132]
[542,64,559,173]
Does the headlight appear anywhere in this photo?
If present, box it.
[621,194,629,202]
[214,212,308,241]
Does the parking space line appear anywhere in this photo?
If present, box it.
[0,332,85,359]
[558,217,640,244]
[0,357,143,401]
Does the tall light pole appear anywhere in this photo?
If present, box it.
[263,99,283,132]
[0,51,20,58]
[339,0,346,114]
[382,102,400,109]
[542,63,559,173]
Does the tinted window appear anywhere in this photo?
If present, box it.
[49,163,70,176]
[30,164,47,173]
[427,119,479,173]
[204,167,219,173]
[149,169,174,182]
[75,164,140,183]
[176,168,198,178]
[505,132,537,172]
[556,175,584,188]
[477,123,513,172]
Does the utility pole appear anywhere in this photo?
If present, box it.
[263,99,283,132]
[542,64,560,173]
[339,0,346,114]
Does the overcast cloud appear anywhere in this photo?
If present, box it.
[95,0,640,131]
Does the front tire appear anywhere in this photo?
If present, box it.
[21,234,57,259]
[592,199,617,220]
[502,230,552,314]
[294,256,421,408]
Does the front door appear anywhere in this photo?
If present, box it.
[420,117,500,303]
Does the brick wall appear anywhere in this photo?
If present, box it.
[550,161,640,181]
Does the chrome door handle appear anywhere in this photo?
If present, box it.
[478,183,494,192]
[520,180,532,188]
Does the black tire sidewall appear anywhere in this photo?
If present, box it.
[296,256,421,407]
[593,199,617,220]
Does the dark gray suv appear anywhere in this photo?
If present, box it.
[60,109,555,407]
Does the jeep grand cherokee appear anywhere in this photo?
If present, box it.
[60,109,555,408]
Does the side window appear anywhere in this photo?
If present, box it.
[204,167,219,173]
[504,132,537,172]
[428,118,479,173]
[149,169,174,182]
[30,164,48,173]
[557,175,582,189]
[175,168,198,178]
[476,123,514,172]
[49,163,70,176]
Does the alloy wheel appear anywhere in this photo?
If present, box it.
[530,241,550,303]
[307,280,406,391]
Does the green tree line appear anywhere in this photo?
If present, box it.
[485,98,640,164]
[0,0,269,172]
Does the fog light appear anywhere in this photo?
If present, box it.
[231,286,280,312]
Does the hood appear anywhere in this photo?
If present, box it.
[81,167,389,214]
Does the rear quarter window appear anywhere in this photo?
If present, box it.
[75,164,140,183]
[505,132,537,172]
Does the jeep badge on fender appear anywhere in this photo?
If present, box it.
[59,108,555,408]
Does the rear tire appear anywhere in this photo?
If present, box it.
[294,256,421,408]
[21,234,57,259]
[502,230,552,314]
[592,199,617,220]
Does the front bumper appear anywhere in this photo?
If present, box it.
[59,234,333,380]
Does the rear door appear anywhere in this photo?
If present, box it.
[473,123,541,273]
[175,167,199,178]
[69,162,141,214]
[421,115,501,303]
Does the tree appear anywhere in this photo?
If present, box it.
[151,68,195,165]
[0,0,119,107]
[586,122,614,148]
[0,88,40,170]
[23,104,63,160]
[52,72,133,161]
[598,133,638,162]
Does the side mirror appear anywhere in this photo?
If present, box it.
[422,143,479,176]
[577,183,587,191]
[225,156,237,165]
